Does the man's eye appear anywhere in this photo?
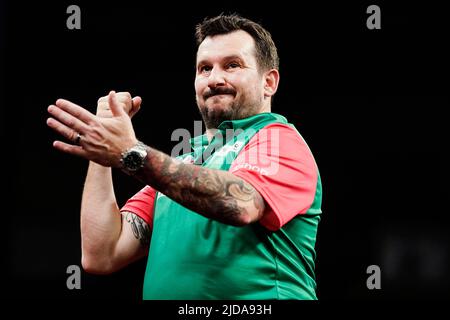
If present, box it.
[227,62,240,69]
[200,66,212,73]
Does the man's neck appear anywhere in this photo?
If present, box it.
[204,107,272,143]
[205,128,218,143]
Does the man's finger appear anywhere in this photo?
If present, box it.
[117,92,132,99]
[97,96,108,105]
[132,96,142,108]
[48,105,90,134]
[52,140,88,158]
[130,96,142,116]
[108,91,126,117]
[55,99,96,124]
[47,117,83,143]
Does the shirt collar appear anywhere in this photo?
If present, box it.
[189,112,287,148]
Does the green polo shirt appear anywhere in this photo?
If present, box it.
[141,113,322,299]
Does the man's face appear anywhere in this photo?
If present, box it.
[195,30,265,129]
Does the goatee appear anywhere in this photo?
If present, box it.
[200,103,241,129]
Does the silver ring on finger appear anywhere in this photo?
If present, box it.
[74,133,82,145]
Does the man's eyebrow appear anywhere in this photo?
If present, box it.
[196,55,245,67]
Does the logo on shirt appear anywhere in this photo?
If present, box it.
[232,163,269,175]
[214,141,244,157]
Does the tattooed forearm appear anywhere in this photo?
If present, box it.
[133,147,266,226]
[125,212,151,246]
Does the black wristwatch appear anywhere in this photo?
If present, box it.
[120,141,148,174]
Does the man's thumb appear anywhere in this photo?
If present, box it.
[108,90,126,117]
[129,96,142,117]
[132,96,142,109]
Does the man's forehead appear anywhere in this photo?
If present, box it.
[196,30,256,64]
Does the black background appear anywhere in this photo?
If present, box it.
[1,1,449,301]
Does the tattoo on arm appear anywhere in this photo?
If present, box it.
[125,212,151,246]
[134,148,266,226]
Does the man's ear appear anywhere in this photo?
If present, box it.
[263,69,280,99]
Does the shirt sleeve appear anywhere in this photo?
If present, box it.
[120,185,156,227]
[230,123,319,231]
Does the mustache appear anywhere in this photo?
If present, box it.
[204,87,236,100]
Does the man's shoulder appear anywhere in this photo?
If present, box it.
[251,122,305,146]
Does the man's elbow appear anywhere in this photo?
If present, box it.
[237,212,255,226]
[228,209,258,227]
[81,254,116,275]
[226,190,266,227]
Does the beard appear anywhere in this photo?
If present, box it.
[197,88,263,129]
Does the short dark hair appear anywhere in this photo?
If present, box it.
[195,14,279,72]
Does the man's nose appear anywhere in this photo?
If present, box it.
[207,67,226,89]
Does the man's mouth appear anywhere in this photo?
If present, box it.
[204,88,236,100]
[208,93,232,99]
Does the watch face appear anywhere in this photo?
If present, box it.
[123,150,143,171]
